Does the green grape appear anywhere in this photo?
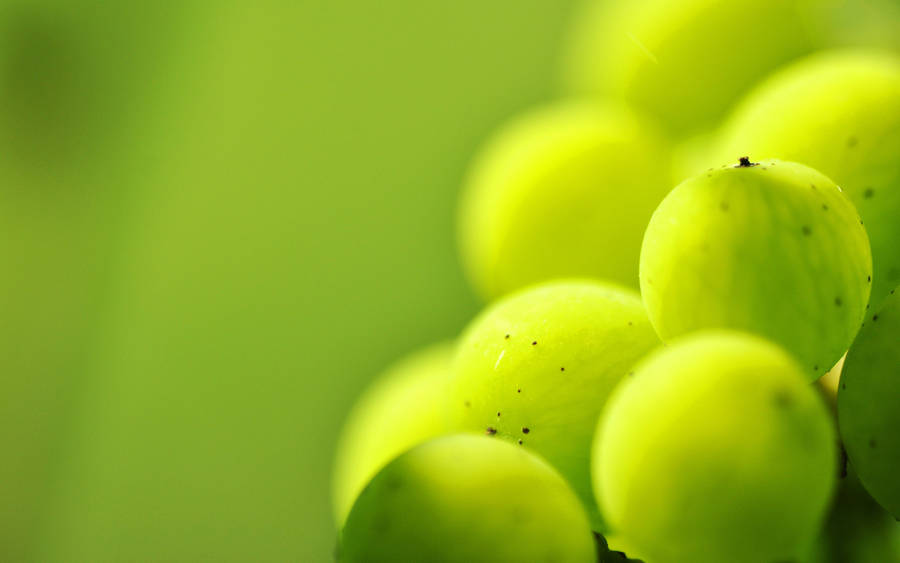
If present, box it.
[594,331,837,563]
[838,287,900,518]
[338,434,595,563]
[457,101,671,301]
[717,49,900,304]
[641,158,871,378]
[560,0,818,136]
[332,342,453,526]
[805,468,900,563]
[448,280,660,526]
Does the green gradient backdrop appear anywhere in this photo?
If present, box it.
[1,2,575,561]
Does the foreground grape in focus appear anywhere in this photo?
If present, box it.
[331,342,454,525]
[448,281,659,525]
[594,331,837,563]
[838,287,900,519]
[718,50,900,304]
[641,159,871,377]
[338,435,595,563]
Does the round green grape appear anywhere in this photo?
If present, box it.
[718,49,900,304]
[594,331,837,563]
[448,280,660,525]
[805,467,900,563]
[838,287,900,518]
[457,101,671,301]
[332,342,453,526]
[560,0,818,136]
[641,159,871,378]
[338,434,595,563]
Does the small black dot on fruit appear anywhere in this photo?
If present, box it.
[773,389,793,408]
[814,365,819,371]
[521,427,530,434]
[847,136,858,147]
[873,314,879,322]
[863,188,874,199]
[516,388,521,393]
[531,341,537,346]
[497,411,501,417]
[834,297,842,306]
[504,334,510,339]
[867,275,871,282]
[518,439,523,445]
[486,427,497,436]
[841,383,846,390]
[736,156,757,167]
[560,367,565,372]
[801,226,811,236]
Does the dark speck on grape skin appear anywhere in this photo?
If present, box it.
[518,439,523,445]
[814,365,819,371]
[504,334,510,340]
[531,341,537,346]
[822,204,828,211]
[773,389,793,408]
[560,367,565,372]
[521,427,530,434]
[834,297,842,307]
[841,383,846,390]
[801,226,811,236]
[517,388,521,393]
[863,188,874,199]
[497,411,501,417]
[485,427,497,436]
[736,156,757,167]
[873,314,879,322]
[867,275,871,282]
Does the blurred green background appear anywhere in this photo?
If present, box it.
[0,1,576,561]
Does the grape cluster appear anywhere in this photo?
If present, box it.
[333,2,899,562]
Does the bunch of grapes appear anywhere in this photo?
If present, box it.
[332,2,899,561]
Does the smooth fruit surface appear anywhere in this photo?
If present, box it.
[448,280,659,525]
[338,434,595,563]
[594,331,837,563]
[641,159,871,378]
[838,287,900,518]
[332,342,453,525]
[458,101,671,300]
[560,0,817,135]
[718,50,900,304]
